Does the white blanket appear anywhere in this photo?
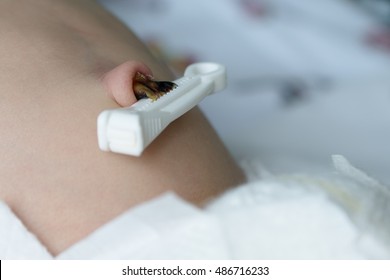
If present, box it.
[1,155,389,259]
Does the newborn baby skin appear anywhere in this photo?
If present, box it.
[0,0,244,256]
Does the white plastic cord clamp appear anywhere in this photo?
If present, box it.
[97,62,227,156]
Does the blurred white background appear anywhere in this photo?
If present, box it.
[100,0,390,183]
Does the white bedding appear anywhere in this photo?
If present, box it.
[1,155,389,259]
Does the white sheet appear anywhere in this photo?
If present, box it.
[1,156,389,259]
